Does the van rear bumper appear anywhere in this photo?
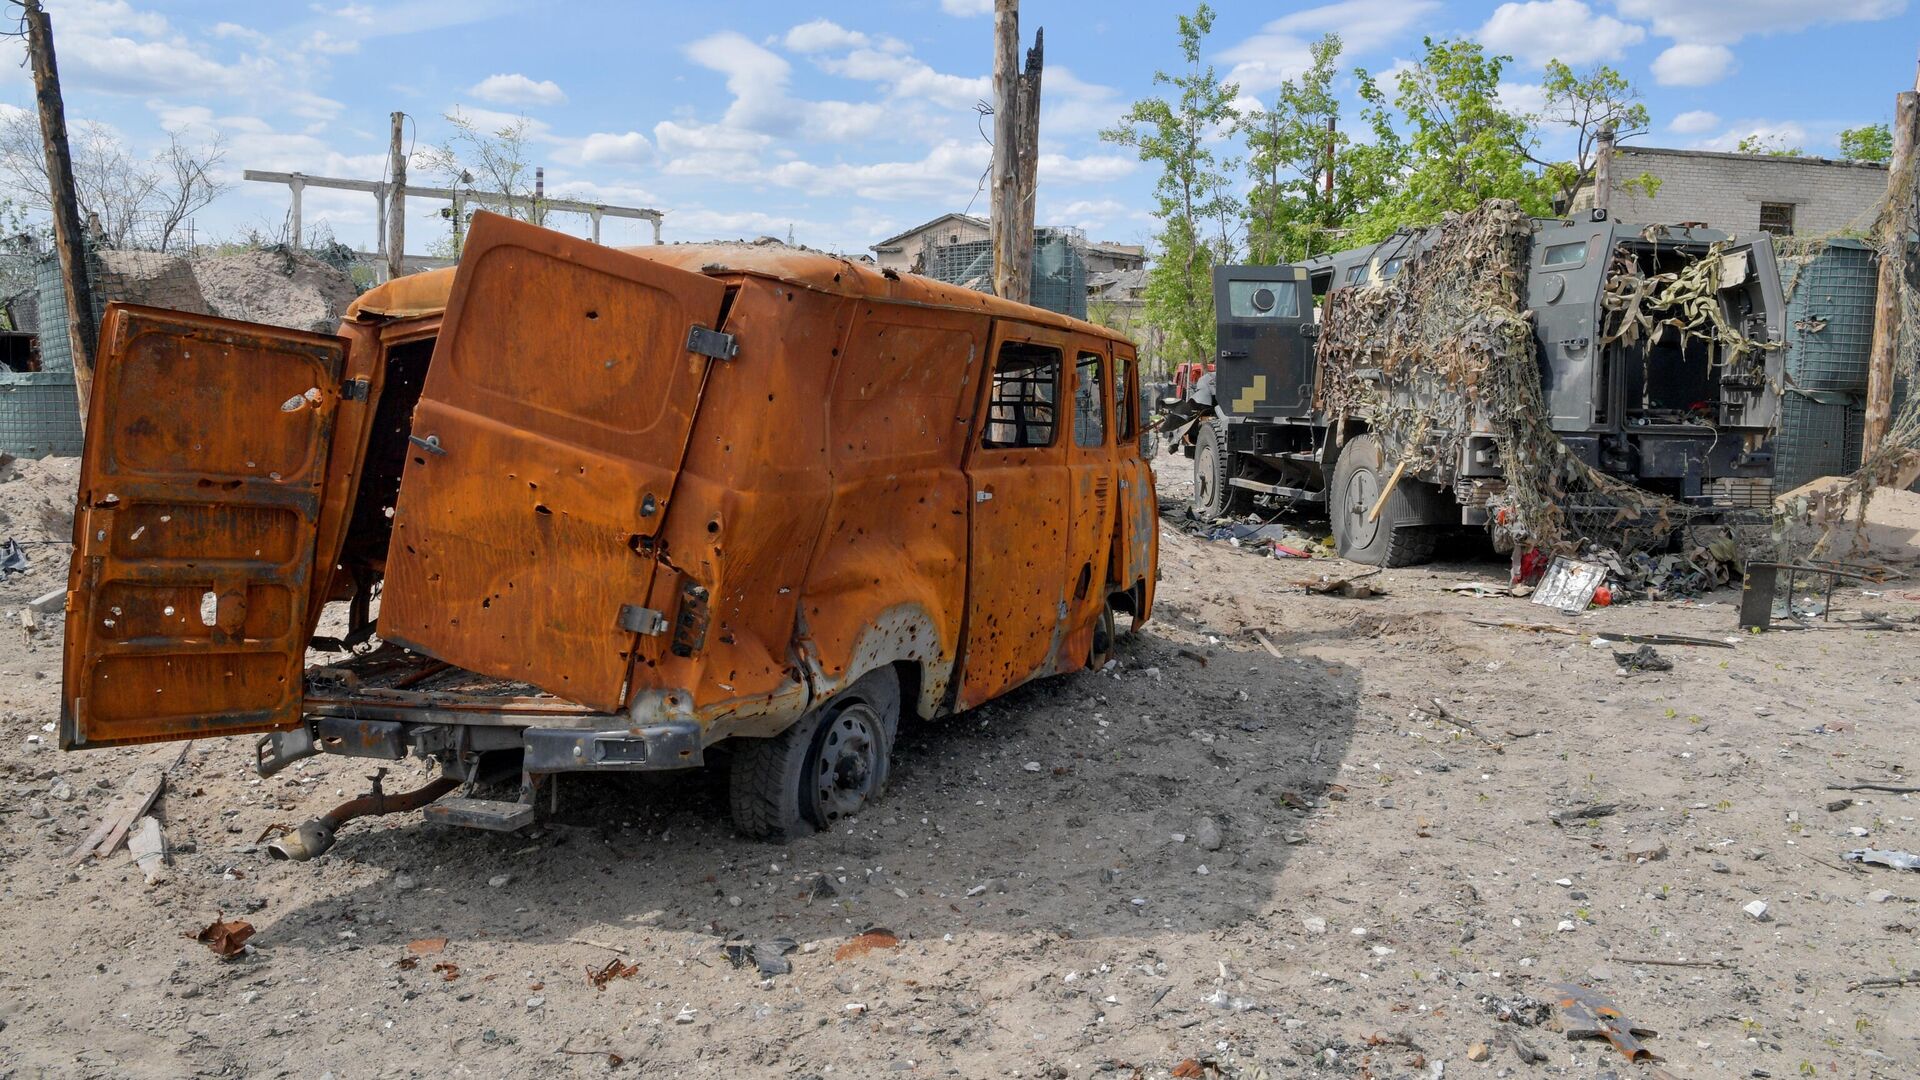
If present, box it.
[255,715,705,778]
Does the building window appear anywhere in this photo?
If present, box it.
[1759,202,1795,236]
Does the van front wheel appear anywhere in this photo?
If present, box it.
[729,668,899,842]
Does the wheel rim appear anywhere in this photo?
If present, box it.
[1342,466,1381,550]
[812,703,883,823]
[1195,439,1216,510]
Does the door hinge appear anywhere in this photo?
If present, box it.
[341,377,371,401]
[618,604,669,636]
[686,325,738,360]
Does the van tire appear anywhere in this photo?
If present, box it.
[1088,602,1117,670]
[729,667,900,842]
[1330,433,1438,567]
[1191,418,1245,520]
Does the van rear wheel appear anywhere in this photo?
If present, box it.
[729,668,900,842]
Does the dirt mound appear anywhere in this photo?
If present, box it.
[0,452,77,603]
[190,249,359,333]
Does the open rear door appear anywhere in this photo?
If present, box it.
[378,212,730,712]
[62,306,347,749]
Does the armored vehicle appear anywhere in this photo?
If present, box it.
[1177,212,1785,564]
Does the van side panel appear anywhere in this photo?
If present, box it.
[632,279,845,736]
[792,301,987,721]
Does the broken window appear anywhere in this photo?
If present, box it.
[1759,202,1795,236]
[1073,351,1107,448]
[1542,241,1588,267]
[1114,350,1137,441]
[981,341,1060,449]
[1226,279,1302,319]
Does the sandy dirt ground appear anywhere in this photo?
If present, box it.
[3,450,1919,1079]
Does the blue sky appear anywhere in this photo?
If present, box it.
[2,0,1915,256]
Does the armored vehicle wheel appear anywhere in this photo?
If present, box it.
[1330,433,1437,567]
[1191,418,1246,520]
[729,667,900,842]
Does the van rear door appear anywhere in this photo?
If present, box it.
[377,213,730,712]
[61,306,348,749]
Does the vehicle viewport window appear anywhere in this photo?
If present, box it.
[1226,279,1302,319]
[1114,352,1137,440]
[1542,241,1587,267]
[1344,264,1370,286]
[982,342,1061,449]
[1073,352,1107,448]
[1380,257,1405,278]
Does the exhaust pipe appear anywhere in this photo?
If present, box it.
[268,772,460,861]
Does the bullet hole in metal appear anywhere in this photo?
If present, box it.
[534,504,553,516]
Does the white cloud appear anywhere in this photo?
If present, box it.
[1041,66,1126,135]
[765,140,990,201]
[940,0,994,15]
[1222,0,1441,93]
[817,47,988,111]
[783,19,868,53]
[682,31,886,142]
[1611,0,1906,46]
[1036,151,1137,186]
[1668,109,1720,134]
[654,119,773,177]
[469,73,567,107]
[579,131,652,165]
[1692,119,1810,153]
[1650,43,1738,86]
[1495,81,1549,117]
[1479,1,1646,66]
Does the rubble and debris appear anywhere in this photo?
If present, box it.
[0,537,26,577]
[1299,568,1384,598]
[1845,849,1920,872]
[1612,644,1673,673]
[587,957,639,990]
[833,929,900,962]
[127,815,167,884]
[191,915,255,959]
[1533,556,1608,612]
[68,768,165,866]
[406,937,447,955]
[1550,802,1619,824]
[1549,983,1659,1062]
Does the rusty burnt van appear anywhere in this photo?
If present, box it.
[60,212,1156,850]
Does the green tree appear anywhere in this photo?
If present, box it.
[1348,37,1547,242]
[1528,60,1648,211]
[1101,4,1241,370]
[1736,133,1803,157]
[1237,33,1399,265]
[1837,123,1892,162]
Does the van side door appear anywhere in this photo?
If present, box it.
[1062,341,1116,662]
[1111,342,1156,612]
[62,306,350,749]
[955,323,1071,708]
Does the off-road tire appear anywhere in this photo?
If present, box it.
[728,667,900,842]
[1191,418,1246,520]
[1330,433,1439,567]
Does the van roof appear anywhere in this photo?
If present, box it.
[349,241,1129,344]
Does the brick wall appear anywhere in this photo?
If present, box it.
[1572,147,1888,237]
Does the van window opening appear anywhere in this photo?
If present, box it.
[982,341,1061,449]
[1227,279,1302,319]
[1114,351,1137,440]
[1073,352,1107,448]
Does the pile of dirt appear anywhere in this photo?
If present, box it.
[0,453,77,604]
[189,249,359,333]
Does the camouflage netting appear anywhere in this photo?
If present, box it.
[1317,199,1752,558]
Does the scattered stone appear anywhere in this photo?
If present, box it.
[1625,837,1668,861]
[1868,889,1894,904]
[487,874,511,888]
[48,779,73,802]
[1743,900,1770,921]
[1710,861,1731,874]
[393,873,418,892]
[525,996,545,1009]
[25,800,48,820]
[1023,761,1042,773]
[1194,817,1223,852]
[1828,798,1855,813]
[1467,1042,1490,1062]
[1303,916,1327,935]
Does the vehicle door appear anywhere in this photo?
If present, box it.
[1212,265,1313,419]
[62,306,351,748]
[378,212,731,713]
[1062,341,1116,656]
[1111,342,1157,609]
[955,323,1071,708]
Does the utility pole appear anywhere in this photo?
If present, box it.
[989,0,1043,305]
[23,0,98,428]
[1863,78,1919,459]
[387,112,407,281]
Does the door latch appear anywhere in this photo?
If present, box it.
[975,490,994,503]
[407,434,447,456]
[617,604,669,635]
[686,325,738,360]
